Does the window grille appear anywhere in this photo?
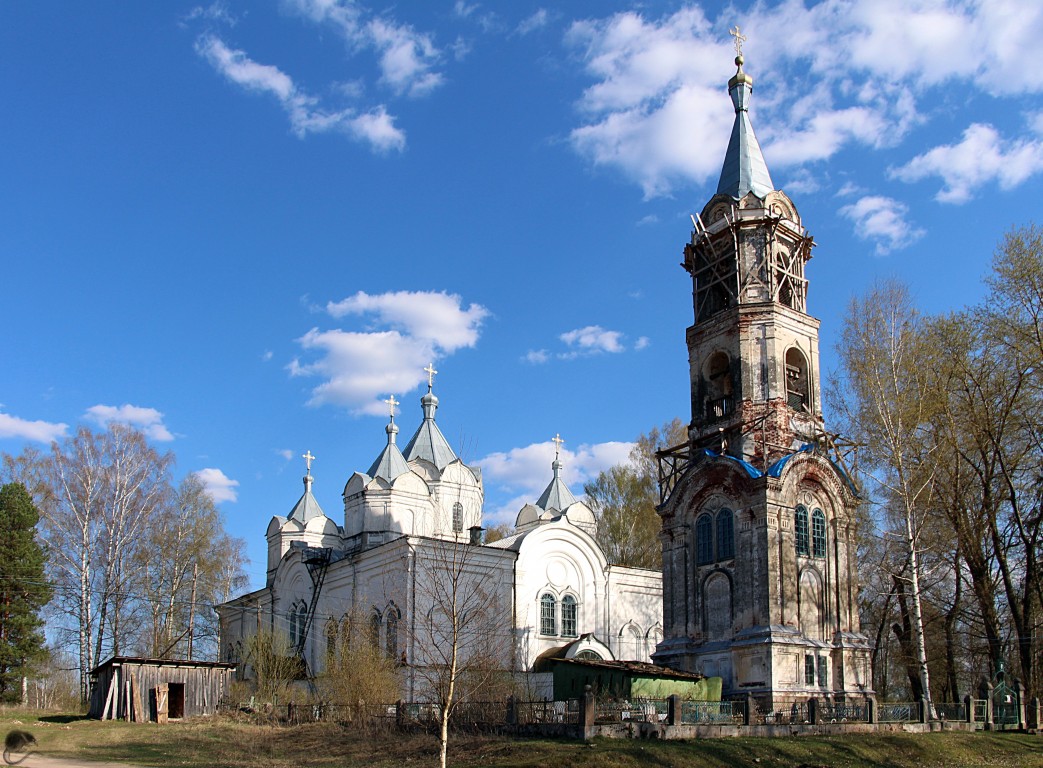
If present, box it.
[805,654,816,685]
[561,595,578,638]
[540,593,556,636]
[716,509,734,560]
[369,612,381,648]
[812,508,827,558]
[696,514,714,564]
[795,506,810,556]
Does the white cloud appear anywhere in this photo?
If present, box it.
[196,35,406,152]
[193,467,239,503]
[891,123,1043,204]
[839,195,924,255]
[560,325,624,354]
[478,439,633,496]
[326,290,488,351]
[0,411,68,443]
[517,9,549,35]
[84,404,174,441]
[564,2,1043,198]
[292,290,488,413]
[276,449,294,462]
[634,336,650,350]
[523,349,549,364]
[286,0,443,98]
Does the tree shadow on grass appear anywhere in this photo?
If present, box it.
[37,715,90,724]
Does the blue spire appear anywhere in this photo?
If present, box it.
[716,53,775,200]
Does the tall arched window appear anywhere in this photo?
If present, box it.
[561,595,578,638]
[325,617,337,660]
[696,514,714,564]
[795,506,810,556]
[785,348,810,411]
[716,509,735,560]
[452,502,463,533]
[369,611,381,648]
[812,508,827,558]
[540,593,557,636]
[386,610,399,659]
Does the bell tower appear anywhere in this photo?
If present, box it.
[654,37,873,711]
[684,43,821,468]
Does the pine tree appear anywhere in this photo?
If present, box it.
[0,482,52,703]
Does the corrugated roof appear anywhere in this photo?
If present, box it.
[716,61,774,200]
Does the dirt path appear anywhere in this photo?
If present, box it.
[4,755,148,768]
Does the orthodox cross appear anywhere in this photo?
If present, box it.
[424,362,438,389]
[729,25,747,57]
[384,395,400,419]
[302,450,315,474]
[552,433,564,460]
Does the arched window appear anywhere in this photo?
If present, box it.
[452,502,463,533]
[785,348,810,411]
[540,593,557,636]
[812,508,827,558]
[696,514,714,565]
[561,595,578,638]
[325,617,338,660]
[369,611,381,648]
[576,650,602,661]
[795,506,810,557]
[386,610,399,659]
[716,509,735,560]
[288,608,298,648]
[704,352,733,421]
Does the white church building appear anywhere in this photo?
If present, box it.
[216,377,663,698]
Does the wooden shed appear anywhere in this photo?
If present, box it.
[89,656,236,722]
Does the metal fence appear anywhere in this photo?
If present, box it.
[680,700,742,724]
[819,700,870,723]
[593,698,668,724]
[513,699,578,725]
[878,702,918,723]
[755,700,810,725]
[934,702,966,721]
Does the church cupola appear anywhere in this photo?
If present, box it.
[681,34,821,469]
[402,363,458,470]
[287,449,326,523]
[535,434,579,513]
[366,395,410,482]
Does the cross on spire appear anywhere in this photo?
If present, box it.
[384,395,400,420]
[424,362,438,390]
[302,450,315,474]
[729,25,747,58]
[552,433,564,460]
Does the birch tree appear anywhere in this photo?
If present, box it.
[833,279,937,709]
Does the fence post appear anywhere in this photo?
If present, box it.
[866,695,876,725]
[808,697,818,726]
[744,693,754,726]
[964,695,974,725]
[1028,698,1040,731]
[667,694,680,726]
[1014,680,1026,730]
[982,682,994,731]
[505,695,516,726]
[580,685,595,739]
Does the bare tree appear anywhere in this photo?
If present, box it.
[832,279,937,709]
[408,536,512,768]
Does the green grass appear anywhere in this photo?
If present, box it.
[1,711,1040,768]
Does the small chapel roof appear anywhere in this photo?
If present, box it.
[287,451,326,523]
[715,31,775,201]
[366,396,410,482]
[534,434,578,513]
[402,363,458,469]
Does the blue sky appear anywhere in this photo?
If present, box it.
[2,1,1041,590]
